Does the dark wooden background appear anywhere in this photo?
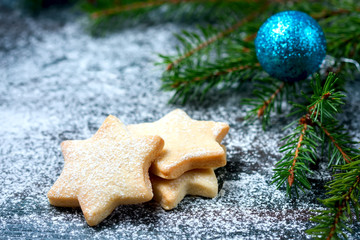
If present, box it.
[1,2,359,239]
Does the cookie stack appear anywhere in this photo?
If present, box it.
[128,109,229,210]
[47,109,229,226]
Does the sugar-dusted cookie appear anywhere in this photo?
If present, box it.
[151,168,218,210]
[47,115,164,226]
[128,109,229,179]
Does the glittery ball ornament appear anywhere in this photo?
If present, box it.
[255,11,326,82]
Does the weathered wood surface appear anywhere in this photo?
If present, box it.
[1,4,359,239]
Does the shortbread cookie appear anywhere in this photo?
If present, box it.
[128,109,229,179]
[47,115,164,226]
[151,168,218,210]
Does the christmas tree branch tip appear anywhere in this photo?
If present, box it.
[243,79,288,130]
[272,73,356,197]
[306,160,360,239]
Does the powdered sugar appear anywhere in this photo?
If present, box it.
[1,6,360,239]
[180,149,224,161]
[212,123,224,138]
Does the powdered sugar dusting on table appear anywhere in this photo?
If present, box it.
[1,6,359,239]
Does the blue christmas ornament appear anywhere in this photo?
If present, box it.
[255,11,326,82]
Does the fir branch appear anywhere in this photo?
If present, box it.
[326,174,360,240]
[311,8,360,20]
[302,75,360,239]
[317,3,360,66]
[243,79,293,129]
[87,0,261,19]
[257,82,285,118]
[306,74,359,166]
[90,0,217,19]
[288,120,308,188]
[318,121,360,167]
[272,118,316,197]
[160,38,261,103]
[154,0,360,103]
[169,64,254,89]
[91,0,169,18]
[307,73,345,123]
[166,1,269,70]
[272,74,360,240]
[321,126,352,164]
[272,73,354,196]
[83,0,251,35]
[307,160,360,239]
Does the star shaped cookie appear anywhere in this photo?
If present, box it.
[151,168,218,210]
[128,109,229,179]
[47,115,164,226]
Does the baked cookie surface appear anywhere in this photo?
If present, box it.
[128,109,229,179]
[47,115,164,226]
[151,168,218,210]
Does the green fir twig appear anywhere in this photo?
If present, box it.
[307,160,360,239]
[160,38,261,103]
[165,1,269,70]
[272,73,359,196]
[243,79,287,129]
